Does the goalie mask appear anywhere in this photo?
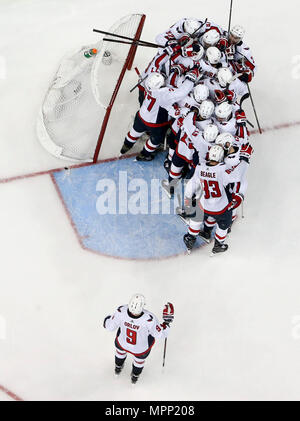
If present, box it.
[128,294,146,316]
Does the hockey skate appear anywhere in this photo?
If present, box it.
[161,179,175,199]
[163,158,171,173]
[131,373,140,384]
[198,227,212,244]
[135,151,154,162]
[183,233,196,255]
[120,141,134,156]
[211,240,228,255]
[115,364,124,376]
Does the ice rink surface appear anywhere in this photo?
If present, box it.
[0,0,300,401]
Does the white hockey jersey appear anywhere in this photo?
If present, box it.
[185,160,248,215]
[104,305,169,355]
[139,79,194,126]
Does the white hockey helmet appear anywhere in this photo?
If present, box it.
[208,144,224,162]
[202,29,221,47]
[145,72,165,91]
[128,293,146,316]
[183,18,201,35]
[217,67,233,87]
[215,102,233,121]
[206,46,222,65]
[193,84,209,103]
[203,124,219,143]
[215,132,235,150]
[230,25,245,41]
[199,100,215,119]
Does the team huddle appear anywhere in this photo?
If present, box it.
[120,17,256,255]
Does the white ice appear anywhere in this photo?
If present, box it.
[0,0,300,401]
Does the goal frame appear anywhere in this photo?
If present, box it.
[92,14,146,163]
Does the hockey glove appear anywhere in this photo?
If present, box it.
[235,109,247,125]
[228,193,244,210]
[186,67,201,83]
[238,69,253,83]
[224,89,235,103]
[164,43,181,56]
[170,63,187,76]
[214,89,226,104]
[217,37,229,52]
[240,142,254,163]
[163,302,175,324]
[178,35,190,46]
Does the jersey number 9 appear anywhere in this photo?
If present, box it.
[126,328,137,345]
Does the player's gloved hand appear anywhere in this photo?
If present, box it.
[228,193,244,210]
[170,63,187,76]
[235,109,247,125]
[225,44,236,60]
[217,37,229,52]
[224,89,235,103]
[178,34,190,46]
[214,89,226,104]
[164,43,181,56]
[166,39,178,47]
[163,302,175,324]
[186,67,201,83]
[240,142,254,163]
[238,69,253,83]
[103,315,111,328]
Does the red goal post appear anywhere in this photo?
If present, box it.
[93,14,146,163]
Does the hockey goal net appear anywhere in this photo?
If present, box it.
[37,14,146,163]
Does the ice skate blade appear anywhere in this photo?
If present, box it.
[199,236,211,244]
[178,215,190,226]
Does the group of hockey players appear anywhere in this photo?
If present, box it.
[104,18,257,385]
[120,17,256,256]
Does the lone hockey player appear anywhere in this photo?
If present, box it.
[103,294,174,384]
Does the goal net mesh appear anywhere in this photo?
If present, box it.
[37,14,144,162]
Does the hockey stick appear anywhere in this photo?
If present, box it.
[227,0,234,37]
[162,338,168,368]
[247,83,262,134]
[129,75,148,93]
[103,37,159,49]
[93,29,160,48]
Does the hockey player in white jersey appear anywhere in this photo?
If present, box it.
[120,69,200,161]
[164,83,209,171]
[214,101,249,145]
[218,25,256,84]
[182,143,253,254]
[103,294,174,384]
[161,101,214,197]
[155,18,223,48]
